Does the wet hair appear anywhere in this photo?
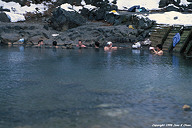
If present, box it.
[156,44,163,50]
[95,41,100,47]
[52,41,57,46]
[38,40,43,44]
[78,40,82,42]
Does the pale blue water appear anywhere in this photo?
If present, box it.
[0,46,192,128]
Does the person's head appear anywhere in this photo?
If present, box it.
[156,44,162,51]
[95,41,100,48]
[38,40,44,45]
[107,41,112,47]
[78,40,82,45]
[52,41,57,46]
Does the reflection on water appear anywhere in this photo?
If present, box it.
[0,46,192,128]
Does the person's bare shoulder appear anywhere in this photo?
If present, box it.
[158,50,163,55]
[104,47,109,51]
[112,47,117,50]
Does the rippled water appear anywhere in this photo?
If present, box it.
[0,46,192,128]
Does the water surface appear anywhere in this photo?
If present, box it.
[0,46,192,128]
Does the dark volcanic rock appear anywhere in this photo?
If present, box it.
[66,0,81,5]
[173,0,181,7]
[50,7,86,31]
[159,0,170,8]
[159,0,181,8]
[54,0,68,6]
[188,4,192,9]
[94,8,107,20]
[105,13,116,24]
[81,1,117,21]
[138,17,154,29]
[0,12,10,22]
[165,5,179,12]
[81,8,91,18]
[0,33,20,44]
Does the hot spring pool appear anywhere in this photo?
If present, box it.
[0,46,192,128]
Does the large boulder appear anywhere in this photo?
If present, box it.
[0,33,20,44]
[188,4,192,9]
[131,15,154,30]
[159,0,181,8]
[159,0,170,8]
[105,13,116,24]
[0,12,10,22]
[82,1,118,21]
[27,35,47,44]
[79,8,90,18]
[109,14,132,25]
[50,7,86,31]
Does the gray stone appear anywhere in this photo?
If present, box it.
[42,32,49,39]
[28,35,46,44]
[0,33,20,44]
[159,0,170,8]
[188,4,192,9]
[50,7,86,31]
[0,12,10,22]
[105,13,115,24]
[29,26,35,30]
[43,25,49,30]
[95,8,106,20]
[80,8,90,17]
[183,105,191,111]
[14,26,22,30]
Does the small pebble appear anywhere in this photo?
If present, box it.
[182,105,191,111]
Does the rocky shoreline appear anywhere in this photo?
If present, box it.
[0,20,151,46]
[1,0,192,47]
[0,9,154,46]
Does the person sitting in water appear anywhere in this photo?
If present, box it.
[52,41,59,48]
[151,44,163,56]
[76,40,86,48]
[33,40,44,48]
[37,40,44,46]
[104,41,117,51]
[95,41,100,48]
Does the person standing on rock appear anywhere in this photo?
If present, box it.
[151,44,163,56]
[104,41,117,51]
[76,40,86,48]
